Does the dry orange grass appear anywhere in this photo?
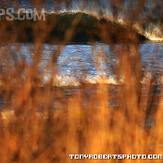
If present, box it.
[0,1,162,163]
[0,43,162,163]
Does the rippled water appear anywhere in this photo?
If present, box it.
[0,43,162,110]
[0,43,162,85]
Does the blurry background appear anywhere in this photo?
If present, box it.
[0,1,162,163]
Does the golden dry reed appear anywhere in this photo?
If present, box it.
[0,1,162,163]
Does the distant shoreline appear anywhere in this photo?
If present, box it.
[0,12,148,44]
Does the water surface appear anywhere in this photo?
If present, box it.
[0,43,162,85]
[0,43,162,110]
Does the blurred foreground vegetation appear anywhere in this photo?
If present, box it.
[0,2,162,163]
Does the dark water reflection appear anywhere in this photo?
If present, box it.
[0,43,162,109]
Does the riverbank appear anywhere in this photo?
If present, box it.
[0,12,147,44]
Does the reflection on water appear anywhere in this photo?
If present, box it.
[0,43,162,85]
[0,43,162,109]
